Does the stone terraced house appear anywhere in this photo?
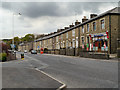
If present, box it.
[19,7,120,59]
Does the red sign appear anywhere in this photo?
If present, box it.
[106,31,109,39]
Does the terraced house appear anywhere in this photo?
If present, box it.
[19,7,120,58]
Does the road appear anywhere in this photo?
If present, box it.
[13,52,118,88]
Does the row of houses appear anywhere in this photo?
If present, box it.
[18,7,120,58]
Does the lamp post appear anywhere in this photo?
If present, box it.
[12,13,21,51]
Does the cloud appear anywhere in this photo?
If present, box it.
[2,2,111,18]
[0,2,118,39]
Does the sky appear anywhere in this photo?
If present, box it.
[0,1,119,39]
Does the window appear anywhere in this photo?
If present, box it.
[87,24,89,32]
[93,22,96,31]
[61,34,63,40]
[87,36,89,44]
[72,29,75,37]
[82,26,84,33]
[101,19,105,29]
[56,36,58,42]
[76,37,78,48]
[66,40,68,48]
[66,32,68,38]
[81,37,84,44]
[72,39,75,48]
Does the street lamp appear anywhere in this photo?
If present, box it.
[12,13,21,51]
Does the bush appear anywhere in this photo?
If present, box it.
[0,53,7,62]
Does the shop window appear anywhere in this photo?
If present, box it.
[93,22,96,31]
[101,19,105,29]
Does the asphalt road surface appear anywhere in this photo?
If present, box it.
[13,52,118,88]
[2,53,63,89]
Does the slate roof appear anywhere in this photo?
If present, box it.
[35,7,120,42]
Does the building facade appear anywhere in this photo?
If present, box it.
[18,7,120,57]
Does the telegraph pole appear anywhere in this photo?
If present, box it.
[117,1,120,58]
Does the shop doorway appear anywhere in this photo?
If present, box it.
[98,40,104,52]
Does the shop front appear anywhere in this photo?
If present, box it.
[89,32,109,53]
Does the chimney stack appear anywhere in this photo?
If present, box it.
[64,27,69,29]
[57,29,61,32]
[90,14,97,18]
[75,20,81,25]
[69,23,74,28]
[82,16,88,23]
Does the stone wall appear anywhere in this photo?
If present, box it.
[60,49,66,55]
[79,51,109,59]
[54,49,60,55]
[66,48,75,56]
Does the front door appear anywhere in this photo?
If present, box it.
[98,40,102,52]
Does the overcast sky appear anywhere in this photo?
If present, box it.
[0,1,119,39]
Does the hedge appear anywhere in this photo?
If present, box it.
[0,53,7,62]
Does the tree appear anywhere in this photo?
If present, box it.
[20,34,34,42]
[14,37,20,50]
[0,42,8,55]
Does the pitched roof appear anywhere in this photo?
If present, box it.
[35,7,120,42]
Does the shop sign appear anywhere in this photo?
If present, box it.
[94,34,104,37]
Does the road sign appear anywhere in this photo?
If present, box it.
[10,44,16,48]
[38,46,40,48]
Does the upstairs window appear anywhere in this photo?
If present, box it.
[56,36,58,42]
[82,26,84,33]
[61,34,63,40]
[101,19,105,29]
[66,32,68,38]
[72,29,75,37]
[93,22,96,31]
[87,24,89,32]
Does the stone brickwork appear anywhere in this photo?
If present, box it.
[111,15,119,54]
[18,7,119,59]
[79,51,109,59]
[66,48,75,56]
[54,49,60,55]
[60,49,66,55]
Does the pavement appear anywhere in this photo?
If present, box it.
[1,53,66,89]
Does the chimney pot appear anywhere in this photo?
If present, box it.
[82,16,88,23]
[75,20,81,25]
[90,14,97,18]
[69,24,74,28]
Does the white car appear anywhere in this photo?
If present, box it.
[24,50,27,53]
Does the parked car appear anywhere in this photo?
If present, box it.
[24,50,27,53]
[31,50,37,54]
